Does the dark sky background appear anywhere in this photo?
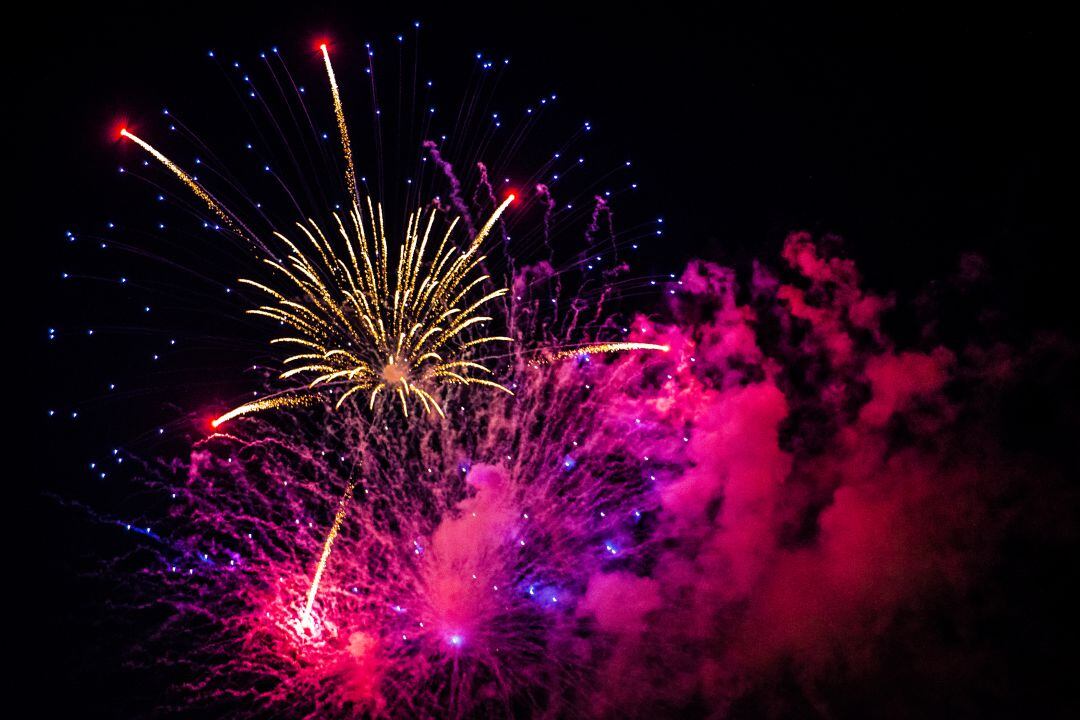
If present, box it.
[17,2,1074,717]
[23,2,1068,320]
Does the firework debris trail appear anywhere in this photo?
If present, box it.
[423,139,476,238]
[585,194,616,260]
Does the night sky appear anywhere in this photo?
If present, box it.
[19,2,1076,718]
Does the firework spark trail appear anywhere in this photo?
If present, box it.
[528,341,670,367]
[212,394,320,428]
[119,129,262,250]
[320,43,359,202]
[301,479,357,627]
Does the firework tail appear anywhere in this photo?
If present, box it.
[300,479,357,628]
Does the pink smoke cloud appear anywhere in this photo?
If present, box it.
[571,233,1077,716]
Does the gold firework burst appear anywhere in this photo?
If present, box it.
[224,192,518,425]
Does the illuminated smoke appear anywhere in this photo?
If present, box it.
[99,233,1076,718]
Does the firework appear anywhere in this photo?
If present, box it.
[320,42,359,202]
[527,341,671,367]
[123,128,519,425]
[300,479,356,629]
[119,128,258,247]
[214,192,517,425]
[118,42,672,637]
[99,36,678,718]
[122,46,665,429]
[136,306,677,718]
[55,20,1074,720]
[210,394,320,428]
[124,48,522,424]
